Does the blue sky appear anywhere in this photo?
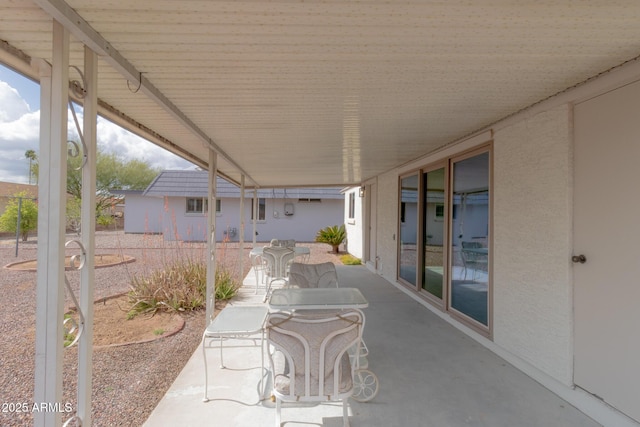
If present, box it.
[0,64,193,184]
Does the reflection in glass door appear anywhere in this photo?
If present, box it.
[450,151,489,326]
[399,174,418,285]
[422,167,446,300]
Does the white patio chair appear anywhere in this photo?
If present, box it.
[461,241,488,281]
[251,253,269,294]
[286,262,379,402]
[287,262,338,289]
[262,246,295,300]
[265,310,364,427]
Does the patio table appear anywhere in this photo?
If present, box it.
[268,287,369,310]
[250,245,310,263]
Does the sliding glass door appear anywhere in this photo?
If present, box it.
[450,151,490,326]
[397,147,491,334]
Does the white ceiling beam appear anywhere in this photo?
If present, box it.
[32,0,258,186]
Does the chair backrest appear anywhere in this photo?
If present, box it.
[262,246,295,278]
[461,241,486,261]
[269,239,296,248]
[266,310,363,400]
[288,262,338,288]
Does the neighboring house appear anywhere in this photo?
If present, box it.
[123,170,344,242]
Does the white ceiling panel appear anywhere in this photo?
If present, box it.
[2,0,640,187]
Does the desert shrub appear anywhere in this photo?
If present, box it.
[315,224,346,254]
[340,254,361,265]
[97,214,115,227]
[0,192,38,241]
[127,259,238,318]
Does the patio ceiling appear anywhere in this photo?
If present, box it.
[2,1,640,188]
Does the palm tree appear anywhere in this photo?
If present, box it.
[25,150,37,184]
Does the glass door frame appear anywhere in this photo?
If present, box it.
[419,161,449,309]
[447,145,492,336]
[396,144,493,338]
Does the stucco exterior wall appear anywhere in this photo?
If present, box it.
[492,104,573,385]
[130,195,343,243]
[249,198,344,243]
[123,194,164,234]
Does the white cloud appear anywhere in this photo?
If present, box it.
[0,80,194,184]
[0,81,31,122]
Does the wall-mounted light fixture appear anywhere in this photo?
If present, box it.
[359,186,365,197]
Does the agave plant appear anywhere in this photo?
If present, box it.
[315,224,346,254]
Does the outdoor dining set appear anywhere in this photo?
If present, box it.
[201,239,379,427]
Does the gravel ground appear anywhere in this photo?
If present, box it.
[0,230,341,426]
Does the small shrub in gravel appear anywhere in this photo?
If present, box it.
[127,259,238,318]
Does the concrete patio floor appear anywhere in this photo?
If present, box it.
[144,265,601,427]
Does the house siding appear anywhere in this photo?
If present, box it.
[123,171,344,242]
[160,196,344,242]
[123,193,164,234]
[493,104,573,385]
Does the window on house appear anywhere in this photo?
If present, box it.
[186,198,207,213]
[251,198,266,221]
[348,193,356,219]
[298,198,321,202]
[185,198,220,214]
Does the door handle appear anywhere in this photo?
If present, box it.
[572,254,587,264]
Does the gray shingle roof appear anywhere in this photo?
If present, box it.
[143,170,343,199]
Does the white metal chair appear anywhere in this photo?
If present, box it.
[287,262,338,289]
[265,310,364,427]
[461,241,488,281]
[262,246,295,300]
[251,253,269,294]
[286,262,379,402]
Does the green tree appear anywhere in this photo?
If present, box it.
[315,224,346,254]
[35,145,160,215]
[66,148,160,201]
[25,149,37,185]
[0,192,38,241]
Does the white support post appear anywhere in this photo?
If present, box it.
[34,20,68,427]
[239,175,245,282]
[252,189,257,246]
[206,151,218,324]
[77,45,97,426]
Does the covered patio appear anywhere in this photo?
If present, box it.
[144,265,599,427]
[3,2,640,426]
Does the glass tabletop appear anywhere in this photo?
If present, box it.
[205,305,268,335]
[268,287,369,310]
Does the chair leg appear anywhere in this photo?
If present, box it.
[342,399,350,427]
[275,397,282,427]
[202,336,209,402]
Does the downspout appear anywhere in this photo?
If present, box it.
[239,175,245,287]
